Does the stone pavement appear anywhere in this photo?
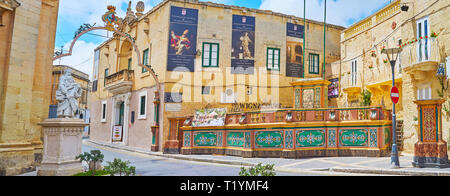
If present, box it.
[18,139,450,176]
[83,140,450,176]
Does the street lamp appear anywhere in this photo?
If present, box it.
[382,47,403,169]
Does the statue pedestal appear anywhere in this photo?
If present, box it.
[412,100,449,168]
[37,118,89,176]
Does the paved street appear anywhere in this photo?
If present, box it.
[18,140,450,176]
[82,142,318,176]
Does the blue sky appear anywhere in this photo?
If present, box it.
[54,0,392,78]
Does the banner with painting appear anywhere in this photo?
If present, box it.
[328,78,339,98]
[231,15,255,75]
[286,23,304,78]
[167,6,198,72]
[192,108,227,127]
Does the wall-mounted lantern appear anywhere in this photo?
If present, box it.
[401,4,409,12]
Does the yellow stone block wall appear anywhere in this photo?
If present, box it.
[399,0,450,154]
[91,0,344,151]
[0,0,60,176]
[336,0,450,154]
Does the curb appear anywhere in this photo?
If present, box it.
[84,140,450,176]
[84,140,256,167]
[329,168,450,176]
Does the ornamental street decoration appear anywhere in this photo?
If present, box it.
[102,5,122,31]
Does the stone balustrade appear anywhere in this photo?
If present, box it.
[182,106,393,159]
[104,69,134,95]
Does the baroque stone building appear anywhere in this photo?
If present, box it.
[90,0,344,153]
[335,0,450,154]
[0,0,60,176]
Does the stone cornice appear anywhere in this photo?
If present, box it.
[0,0,20,12]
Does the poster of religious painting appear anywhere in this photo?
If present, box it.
[192,108,227,127]
[231,15,255,75]
[167,6,198,72]
[302,89,314,109]
[328,78,339,98]
[286,23,304,78]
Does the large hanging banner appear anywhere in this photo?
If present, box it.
[231,15,255,75]
[286,23,304,78]
[167,6,198,72]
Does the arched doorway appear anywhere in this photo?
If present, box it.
[119,41,133,71]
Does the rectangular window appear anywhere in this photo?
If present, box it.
[101,101,107,122]
[104,68,109,86]
[309,53,320,74]
[139,91,147,119]
[202,43,219,67]
[142,49,149,73]
[93,49,100,80]
[417,85,432,100]
[416,17,430,62]
[267,48,280,70]
[446,57,450,77]
[202,86,211,95]
[128,58,132,70]
[351,60,358,86]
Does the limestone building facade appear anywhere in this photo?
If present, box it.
[335,0,450,154]
[90,0,344,153]
[0,0,60,176]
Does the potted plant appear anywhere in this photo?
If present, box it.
[104,158,136,176]
[76,150,105,176]
[239,163,276,176]
[371,50,377,58]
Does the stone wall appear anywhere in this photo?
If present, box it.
[336,0,450,154]
[0,0,60,176]
[90,0,344,152]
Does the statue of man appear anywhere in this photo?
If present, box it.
[56,69,82,118]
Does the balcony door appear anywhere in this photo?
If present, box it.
[416,17,430,62]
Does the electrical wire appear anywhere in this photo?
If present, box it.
[341,0,441,64]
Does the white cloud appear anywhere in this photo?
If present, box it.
[55,0,160,79]
[259,0,391,27]
[53,40,98,80]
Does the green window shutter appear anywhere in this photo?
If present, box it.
[104,68,109,86]
[202,43,219,67]
[267,48,280,70]
[128,58,132,70]
[140,95,146,116]
[309,53,319,74]
[142,49,149,73]
[102,103,106,120]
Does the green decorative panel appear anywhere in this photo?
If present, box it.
[339,129,368,147]
[255,131,283,148]
[296,130,325,147]
[227,132,245,147]
[194,132,217,147]
[384,128,391,145]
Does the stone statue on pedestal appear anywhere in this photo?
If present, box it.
[37,68,87,176]
[56,69,82,118]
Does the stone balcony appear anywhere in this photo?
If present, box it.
[403,38,442,81]
[104,69,134,95]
